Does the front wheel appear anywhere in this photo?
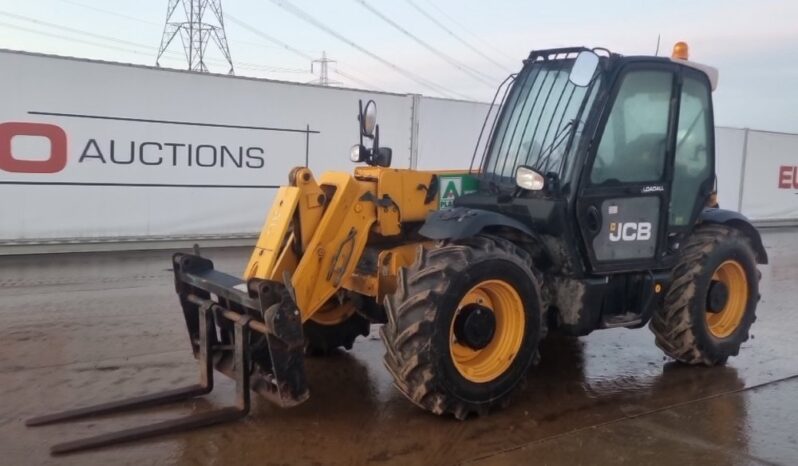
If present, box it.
[650,224,761,365]
[381,235,542,419]
[303,300,370,355]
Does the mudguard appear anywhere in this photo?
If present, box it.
[699,208,768,264]
[419,207,533,240]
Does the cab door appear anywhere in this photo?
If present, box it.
[668,68,715,232]
[576,63,678,273]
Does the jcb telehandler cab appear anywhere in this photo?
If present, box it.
[29,42,766,454]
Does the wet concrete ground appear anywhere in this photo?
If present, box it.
[1,228,796,465]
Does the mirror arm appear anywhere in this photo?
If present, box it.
[358,100,365,148]
[373,125,380,155]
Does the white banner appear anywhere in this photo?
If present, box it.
[740,130,798,221]
[415,96,493,170]
[714,127,746,211]
[0,51,414,240]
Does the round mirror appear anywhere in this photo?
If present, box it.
[363,100,377,137]
[569,51,599,87]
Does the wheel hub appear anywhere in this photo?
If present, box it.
[706,280,729,313]
[705,260,749,338]
[453,304,496,350]
[450,279,526,383]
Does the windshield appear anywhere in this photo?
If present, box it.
[481,56,601,184]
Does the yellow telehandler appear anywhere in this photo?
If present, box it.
[28,43,767,454]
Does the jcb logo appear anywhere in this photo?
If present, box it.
[0,122,67,173]
[609,222,652,242]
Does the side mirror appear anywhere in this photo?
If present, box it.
[352,99,392,167]
[515,166,545,191]
[360,100,377,138]
[569,51,599,87]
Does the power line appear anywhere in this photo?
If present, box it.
[0,21,158,58]
[420,0,516,63]
[5,3,437,95]
[332,69,384,91]
[354,0,497,86]
[403,0,513,73]
[225,12,385,91]
[226,13,314,61]
[2,22,303,74]
[266,0,472,99]
[237,39,317,54]
[49,3,307,75]
[56,0,317,56]
[56,0,160,26]
[0,13,308,74]
[0,11,161,52]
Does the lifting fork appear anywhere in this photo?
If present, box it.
[26,303,253,455]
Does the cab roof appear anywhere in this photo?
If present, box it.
[525,46,719,91]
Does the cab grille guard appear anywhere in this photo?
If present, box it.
[26,253,309,455]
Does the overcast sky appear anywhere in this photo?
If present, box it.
[1,0,796,133]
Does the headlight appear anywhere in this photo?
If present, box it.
[515,166,545,191]
[350,144,364,163]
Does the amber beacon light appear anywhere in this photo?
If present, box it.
[672,41,689,60]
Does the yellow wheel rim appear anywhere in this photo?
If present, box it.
[310,300,355,326]
[449,280,525,383]
[706,260,748,338]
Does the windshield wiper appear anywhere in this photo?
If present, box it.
[535,119,578,173]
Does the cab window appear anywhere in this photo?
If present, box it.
[670,75,712,226]
[590,70,674,185]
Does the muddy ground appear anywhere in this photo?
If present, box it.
[1,228,796,465]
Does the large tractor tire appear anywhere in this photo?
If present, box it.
[381,235,542,420]
[650,224,760,365]
[303,300,370,355]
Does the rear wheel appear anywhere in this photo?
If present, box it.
[650,224,760,365]
[382,235,542,419]
[303,300,370,355]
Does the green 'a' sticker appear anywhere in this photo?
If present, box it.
[437,175,478,209]
[438,177,461,209]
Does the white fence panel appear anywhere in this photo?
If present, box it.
[740,130,798,222]
[415,97,493,170]
[714,127,746,211]
[0,51,411,241]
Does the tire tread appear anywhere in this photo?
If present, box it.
[382,234,539,419]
